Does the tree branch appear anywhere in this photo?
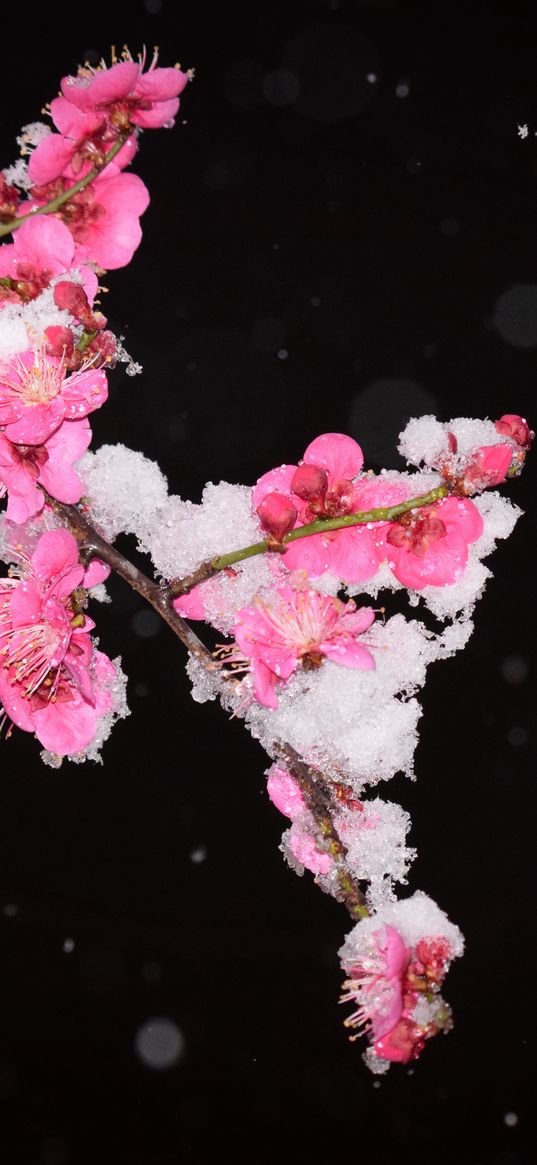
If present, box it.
[168,484,449,597]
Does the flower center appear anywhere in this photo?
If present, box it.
[386,508,447,558]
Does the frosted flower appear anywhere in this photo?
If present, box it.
[0,529,114,755]
[340,893,464,1069]
[229,585,376,709]
[0,346,107,444]
[374,495,484,589]
[253,433,379,582]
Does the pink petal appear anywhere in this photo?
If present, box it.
[9,577,42,628]
[83,559,110,588]
[60,366,108,419]
[320,636,375,670]
[325,525,379,583]
[31,690,98,754]
[28,135,76,185]
[266,766,305,819]
[134,68,189,101]
[4,398,65,445]
[252,464,297,510]
[439,496,483,542]
[0,672,35,731]
[12,216,75,273]
[132,98,179,129]
[31,529,83,596]
[281,532,334,577]
[50,96,105,137]
[251,659,280,709]
[61,61,140,108]
[37,419,91,502]
[303,433,364,482]
[289,822,333,875]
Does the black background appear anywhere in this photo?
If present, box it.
[1,2,536,1162]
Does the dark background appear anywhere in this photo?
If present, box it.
[1,2,536,1162]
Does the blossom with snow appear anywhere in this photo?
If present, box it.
[0,346,107,443]
[339,893,464,1071]
[253,433,379,581]
[0,529,116,755]
[229,585,376,709]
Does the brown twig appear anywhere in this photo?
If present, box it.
[46,497,212,666]
[45,495,369,918]
[280,745,369,920]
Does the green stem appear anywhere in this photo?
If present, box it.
[0,134,131,239]
[169,484,449,596]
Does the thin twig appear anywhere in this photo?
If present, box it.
[168,484,449,597]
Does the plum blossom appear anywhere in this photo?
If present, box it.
[28,97,138,186]
[340,912,457,1069]
[0,216,97,306]
[228,585,376,709]
[60,48,190,131]
[0,416,91,523]
[253,433,379,582]
[0,346,107,444]
[336,470,484,588]
[29,166,150,270]
[0,529,114,754]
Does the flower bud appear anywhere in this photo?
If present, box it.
[463,444,513,492]
[256,491,298,538]
[495,413,533,448]
[290,463,328,501]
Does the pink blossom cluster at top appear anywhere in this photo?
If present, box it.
[0,51,190,522]
[0,50,190,752]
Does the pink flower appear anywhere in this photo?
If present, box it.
[30,166,150,270]
[0,347,107,444]
[253,434,379,582]
[266,763,332,873]
[230,585,376,709]
[60,49,190,131]
[28,97,137,186]
[0,216,97,305]
[373,495,483,589]
[0,417,91,523]
[0,529,111,755]
[340,910,459,1068]
[340,925,410,1044]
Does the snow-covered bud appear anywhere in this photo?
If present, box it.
[495,413,534,449]
[461,444,513,493]
[290,463,328,502]
[256,491,297,538]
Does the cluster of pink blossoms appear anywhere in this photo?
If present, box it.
[340,917,458,1069]
[0,50,190,755]
[0,529,114,754]
[0,52,531,1073]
